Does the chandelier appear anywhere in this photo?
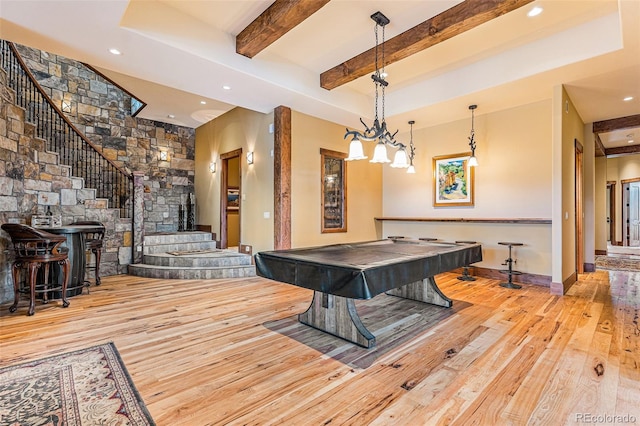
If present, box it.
[344,11,415,173]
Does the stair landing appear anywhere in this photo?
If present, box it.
[128,231,256,279]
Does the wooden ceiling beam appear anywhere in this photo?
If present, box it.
[592,114,640,134]
[321,0,534,90]
[605,144,640,157]
[236,0,331,58]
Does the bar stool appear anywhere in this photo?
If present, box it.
[498,242,523,289]
[2,223,70,316]
[456,240,477,281]
[71,221,105,286]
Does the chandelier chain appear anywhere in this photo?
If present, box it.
[381,23,386,123]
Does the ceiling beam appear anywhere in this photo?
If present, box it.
[592,114,640,134]
[236,0,331,58]
[605,145,640,157]
[320,0,534,90]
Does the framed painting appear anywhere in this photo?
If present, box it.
[320,148,347,233]
[433,152,474,207]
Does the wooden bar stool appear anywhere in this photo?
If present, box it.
[498,242,523,289]
[2,224,70,316]
[455,240,477,281]
[71,221,105,286]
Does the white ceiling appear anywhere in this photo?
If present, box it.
[0,0,638,148]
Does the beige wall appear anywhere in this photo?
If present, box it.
[582,124,596,265]
[291,111,382,248]
[382,100,553,276]
[195,107,274,253]
[553,86,585,285]
[195,108,382,253]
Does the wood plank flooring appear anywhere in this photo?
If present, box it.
[0,270,638,425]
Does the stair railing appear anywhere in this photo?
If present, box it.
[0,40,133,219]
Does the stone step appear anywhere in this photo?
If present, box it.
[127,263,256,280]
[130,231,255,280]
[143,240,218,255]
[144,231,213,246]
[143,251,252,268]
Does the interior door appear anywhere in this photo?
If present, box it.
[628,182,640,246]
[220,149,242,249]
[607,182,615,243]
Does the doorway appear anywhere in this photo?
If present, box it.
[220,149,242,249]
[607,181,616,244]
[622,179,640,247]
[575,140,584,274]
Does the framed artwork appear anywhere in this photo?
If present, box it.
[433,152,474,207]
[320,148,347,233]
[227,188,239,210]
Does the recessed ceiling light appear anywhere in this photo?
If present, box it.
[628,140,635,144]
[623,96,634,101]
[527,6,543,17]
[109,48,122,55]
[222,85,231,90]
[167,114,175,119]
[200,101,207,105]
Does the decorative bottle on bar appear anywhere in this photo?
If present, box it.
[178,203,184,232]
[187,192,195,231]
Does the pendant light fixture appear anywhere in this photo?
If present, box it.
[344,11,416,173]
[468,104,478,167]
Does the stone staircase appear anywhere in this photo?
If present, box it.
[128,231,256,279]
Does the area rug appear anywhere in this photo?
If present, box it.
[0,342,155,425]
[595,255,640,272]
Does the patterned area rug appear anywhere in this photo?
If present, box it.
[0,342,155,425]
[595,255,640,272]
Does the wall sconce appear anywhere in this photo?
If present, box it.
[159,151,168,161]
[61,100,71,113]
[209,161,216,173]
[247,151,254,165]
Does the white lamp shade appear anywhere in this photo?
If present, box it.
[390,149,409,168]
[407,164,416,174]
[346,138,367,161]
[370,141,390,163]
[468,155,478,167]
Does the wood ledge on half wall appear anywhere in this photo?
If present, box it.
[375,217,551,224]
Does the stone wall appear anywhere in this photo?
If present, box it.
[14,43,196,234]
[0,42,197,303]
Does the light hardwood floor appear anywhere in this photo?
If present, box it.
[0,270,638,425]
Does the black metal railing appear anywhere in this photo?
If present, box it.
[1,40,132,218]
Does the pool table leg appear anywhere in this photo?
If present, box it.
[298,291,376,348]
[386,276,453,308]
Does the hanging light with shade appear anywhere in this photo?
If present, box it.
[344,11,416,173]
[468,104,479,167]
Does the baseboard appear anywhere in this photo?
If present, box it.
[595,249,607,255]
[551,272,577,295]
[460,266,551,287]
